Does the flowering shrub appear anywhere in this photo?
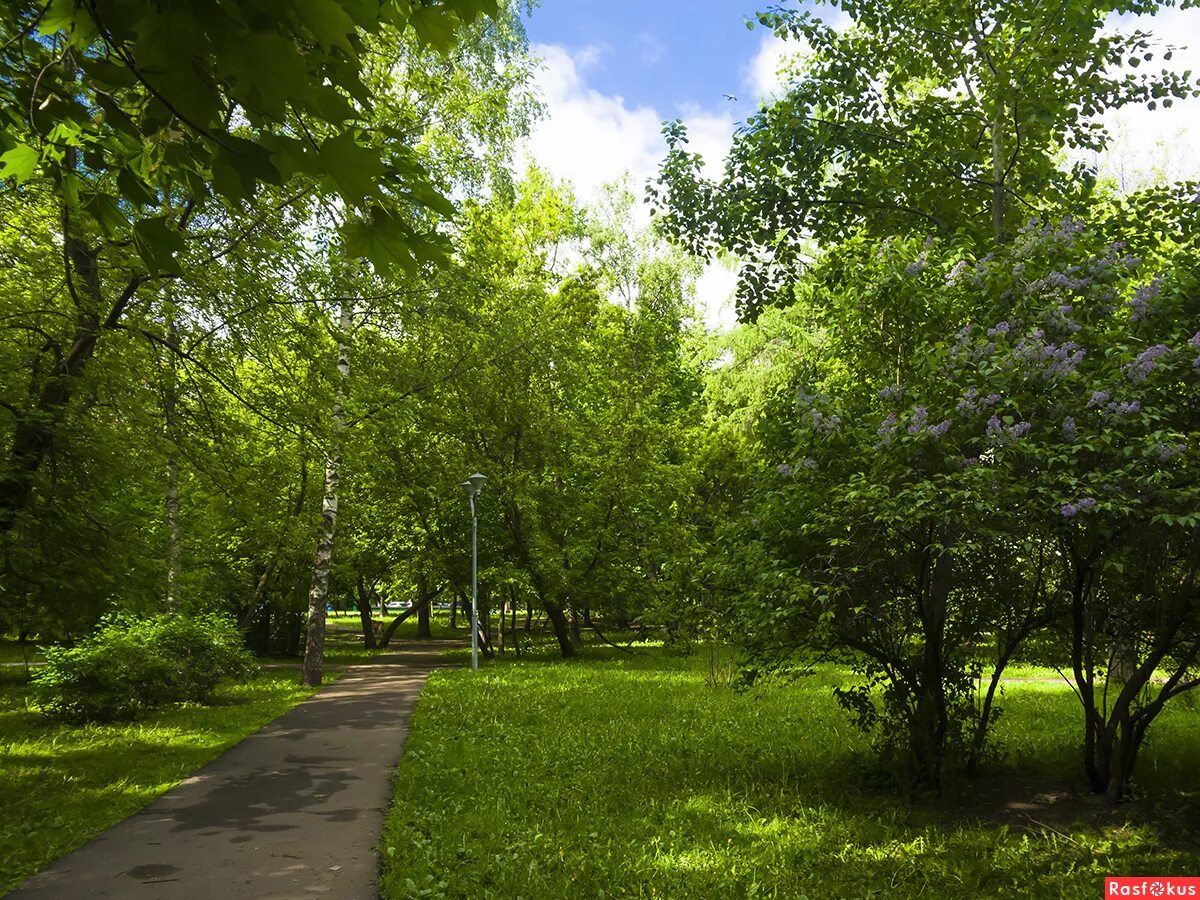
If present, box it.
[718,194,1200,793]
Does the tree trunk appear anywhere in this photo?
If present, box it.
[990,101,1008,244]
[356,575,377,651]
[416,576,432,640]
[302,301,354,687]
[911,536,955,788]
[0,140,143,532]
[545,601,576,658]
[568,605,581,648]
[164,306,181,610]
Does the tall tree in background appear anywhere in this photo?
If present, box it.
[652,0,1200,319]
[0,0,499,532]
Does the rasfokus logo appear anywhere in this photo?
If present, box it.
[1106,878,1200,897]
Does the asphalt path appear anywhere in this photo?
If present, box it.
[10,642,458,900]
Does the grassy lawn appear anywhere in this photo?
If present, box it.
[0,640,44,666]
[0,668,324,896]
[380,647,1200,899]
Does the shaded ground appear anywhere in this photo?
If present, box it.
[10,642,458,900]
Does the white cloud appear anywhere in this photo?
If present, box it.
[744,10,853,100]
[522,43,739,329]
[525,44,734,200]
[634,32,667,67]
[746,33,792,99]
[693,259,740,331]
[1091,6,1200,186]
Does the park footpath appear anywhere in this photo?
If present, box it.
[11,641,459,900]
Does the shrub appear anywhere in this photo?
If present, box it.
[33,614,257,722]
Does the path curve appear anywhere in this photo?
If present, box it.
[10,641,459,900]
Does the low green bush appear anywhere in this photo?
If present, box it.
[33,614,257,722]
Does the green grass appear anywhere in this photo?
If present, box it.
[0,640,44,666]
[327,607,465,644]
[0,668,323,895]
[380,647,1200,899]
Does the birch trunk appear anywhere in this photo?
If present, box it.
[164,307,181,610]
[302,301,354,687]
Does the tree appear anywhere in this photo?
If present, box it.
[652,0,1200,319]
[0,0,499,532]
[701,194,1200,793]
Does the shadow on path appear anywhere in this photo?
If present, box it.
[10,640,461,900]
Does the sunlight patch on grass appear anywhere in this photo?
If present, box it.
[380,649,1200,899]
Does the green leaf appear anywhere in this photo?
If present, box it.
[82,192,129,235]
[342,210,420,273]
[319,130,386,204]
[0,144,39,182]
[133,217,186,276]
[408,7,457,52]
[210,138,280,202]
[298,0,359,54]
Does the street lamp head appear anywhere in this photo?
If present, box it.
[460,480,475,496]
[467,472,487,492]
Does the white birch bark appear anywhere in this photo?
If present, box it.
[302,300,354,686]
[164,306,181,610]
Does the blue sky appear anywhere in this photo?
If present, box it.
[522,0,783,119]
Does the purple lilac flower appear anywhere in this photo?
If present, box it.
[907,406,929,434]
[1044,342,1086,377]
[876,412,898,448]
[809,409,841,435]
[928,420,951,438]
[1104,399,1141,416]
[751,518,760,527]
[1192,332,1200,350]
[905,256,926,276]
[1088,390,1110,409]
[946,260,969,285]
[802,457,818,469]
[776,463,793,477]
[1126,279,1162,321]
[986,416,1031,446]
[1062,417,1077,441]
[987,321,1011,338]
[984,394,1002,407]
[795,387,815,407]
[962,456,979,467]
[1157,443,1183,462]
[956,387,979,415]
[1061,497,1095,518]
[1125,343,1170,382]
[878,384,904,400]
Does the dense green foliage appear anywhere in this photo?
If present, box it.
[1,0,1199,888]
[0,668,321,894]
[654,0,1200,799]
[33,614,256,721]
[381,647,1200,899]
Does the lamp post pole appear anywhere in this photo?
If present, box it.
[461,473,486,671]
[469,491,478,671]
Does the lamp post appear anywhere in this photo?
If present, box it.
[461,472,486,671]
